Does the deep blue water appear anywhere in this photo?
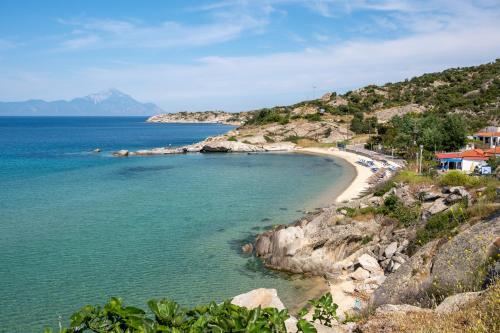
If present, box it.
[0,117,352,332]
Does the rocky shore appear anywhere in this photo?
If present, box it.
[147,111,252,125]
[247,178,499,330]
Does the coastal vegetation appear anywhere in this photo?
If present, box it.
[44,293,343,333]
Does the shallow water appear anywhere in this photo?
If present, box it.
[0,117,353,332]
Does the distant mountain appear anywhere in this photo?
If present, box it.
[0,89,164,116]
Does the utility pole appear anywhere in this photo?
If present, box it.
[419,145,424,174]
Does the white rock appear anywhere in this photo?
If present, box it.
[350,267,370,280]
[113,149,129,157]
[384,242,398,258]
[358,254,382,273]
[231,288,285,310]
[435,291,482,314]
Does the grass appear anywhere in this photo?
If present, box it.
[358,279,500,333]
[227,136,238,142]
[393,170,434,185]
[415,203,469,246]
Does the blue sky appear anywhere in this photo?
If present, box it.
[1,0,500,112]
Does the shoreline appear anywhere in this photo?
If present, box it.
[294,147,375,203]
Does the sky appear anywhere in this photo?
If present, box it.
[0,0,500,112]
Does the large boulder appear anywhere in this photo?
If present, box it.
[231,288,285,310]
[372,240,441,307]
[430,217,500,296]
[435,291,482,314]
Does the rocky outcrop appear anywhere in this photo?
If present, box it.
[147,111,251,125]
[373,215,500,307]
[374,104,426,123]
[201,140,265,153]
[430,217,500,296]
[372,239,440,307]
[113,149,129,157]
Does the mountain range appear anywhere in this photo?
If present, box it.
[0,89,164,116]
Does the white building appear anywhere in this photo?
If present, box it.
[473,126,500,148]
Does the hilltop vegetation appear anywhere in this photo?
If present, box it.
[244,59,500,142]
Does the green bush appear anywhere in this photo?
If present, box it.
[305,113,322,122]
[373,181,395,196]
[416,204,469,245]
[44,293,344,333]
[439,170,481,187]
[227,136,237,142]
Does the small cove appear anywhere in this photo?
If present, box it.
[0,117,354,332]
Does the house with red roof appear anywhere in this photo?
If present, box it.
[436,149,489,173]
[473,126,500,148]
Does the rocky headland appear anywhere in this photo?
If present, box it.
[147,111,252,125]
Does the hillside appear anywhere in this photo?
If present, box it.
[0,89,163,116]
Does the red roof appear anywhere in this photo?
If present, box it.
[461,149,488,160]
[436,152,461,159]
[485,147,500,157]
[474,132,500,137]
[436,149,489,161]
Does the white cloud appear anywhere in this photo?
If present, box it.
[57,15,268,50]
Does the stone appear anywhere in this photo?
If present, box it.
[449,186,471,200]
[424,198,448,217]
[113,149,129,157]
[392,262,401,271]
[350,267,370,280]
[241,243,254,254]
[392,255,406,264]
[231,288,285,310]
[372,240,441,307]
[365,275,386,286]
[431,216,500,296]
[394,185,416,206]
[375,304,431,315]
[93,148,101,153]
[444,193,462,205]
[254,234,272,257]
[435,291,483,314]
[201,140,265,153]
[420,191,442,202]
[384,242,398,259]
[358,254,382,273]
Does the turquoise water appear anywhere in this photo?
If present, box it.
[0,117,352,332]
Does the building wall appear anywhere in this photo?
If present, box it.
[461,159,487,173]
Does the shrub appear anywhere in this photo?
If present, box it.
[439,170,481,187]
[305,113,322,122]
[227,136,237,142]
[415,204,469,245]
[373,181,395,196]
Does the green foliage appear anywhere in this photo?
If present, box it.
[372,180,395,196]
[350,112,377,134]
[304,113,322,122]
[43,292,345,333]
[416,204,469,245]
[307,293,338,327]
[439,170,481,187]
[246,107,290,125]
[393,170,433,185]
[284,135,305,144]
[487,156,500,169]
[379,194,421,227]
[373,112,468,156]
[227,136,237,142]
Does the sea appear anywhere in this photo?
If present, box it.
[0,116,354,332]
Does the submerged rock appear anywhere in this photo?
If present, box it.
[113,149,129,157]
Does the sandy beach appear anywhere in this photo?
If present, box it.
[295,147,377,203]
